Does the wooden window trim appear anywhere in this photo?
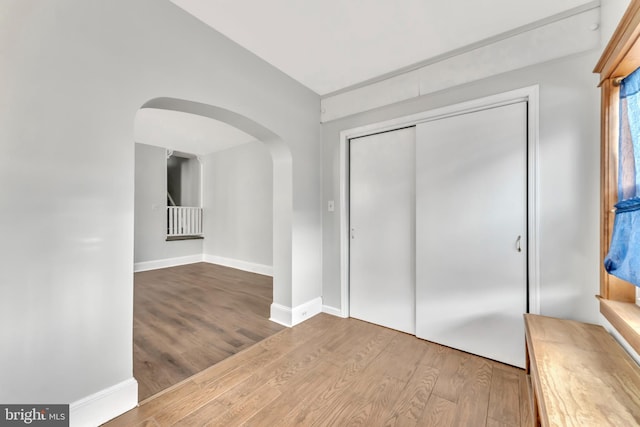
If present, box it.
[594,0,640,355]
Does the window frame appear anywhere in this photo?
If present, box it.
[594,0,640,354]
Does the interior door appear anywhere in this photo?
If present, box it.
[349,127,415,334]
[415,102,527,367]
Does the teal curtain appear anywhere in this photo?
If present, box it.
[604,67,640,286]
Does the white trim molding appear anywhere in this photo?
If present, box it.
[134,254,203,272]
[601,314,640,366]
[134,254,273,276]
[270,297,323,327]
[270,303,292,327]
[321,4,599,122]
[203,254,273,276]
[339,85,541,318]
[70,378,137,427]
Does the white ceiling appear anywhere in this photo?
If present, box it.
[134,108,256,156]
[139,0,595,155]
[171,0,593,95]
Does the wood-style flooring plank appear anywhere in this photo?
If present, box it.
[144,314,339,426]
[431,347,466,403]
[133,262,284,401]
[519,369,533,427]
[241,361,340,426]
[275,327,398,426]
[451,356,493,427]
[175,382,281,426]
[322,332,431,425]
[381,361,440,426]
[488,365,522,426]
[419,394,457,427]
[105,314,532,427]
[486,418,518,427]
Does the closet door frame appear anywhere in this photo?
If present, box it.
[337,85,540,318]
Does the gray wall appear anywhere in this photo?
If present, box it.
[322,50,602,324]
[167,154,201,207]
[135,143,203,264]
[135,140,271,268]
[203,141,273,267]
[167,155,183,205]
[180,156,201,207]
[0,0,320,409]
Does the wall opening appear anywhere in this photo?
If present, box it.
[132,97,293,400]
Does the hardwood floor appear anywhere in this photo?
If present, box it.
[109,313,531,426]
[134,262,285,401]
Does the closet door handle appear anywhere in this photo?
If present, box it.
[516,235,522,252]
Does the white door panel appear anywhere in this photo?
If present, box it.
[416,102,527,367]
[349,127,415,334]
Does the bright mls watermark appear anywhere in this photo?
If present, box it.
[0,405,68,426]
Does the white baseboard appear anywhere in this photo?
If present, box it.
[270,303,293,327]
[134,254,273,276]
[203,254,273,276]
[270,297,323,327]
[292,297,323,325]
[134,254,203,272]
[323,305,346,318]
[70,378,137,427]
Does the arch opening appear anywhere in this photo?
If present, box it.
[137,97,292,306]
[132,97,293,400]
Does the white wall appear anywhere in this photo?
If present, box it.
[135,143,203,265]
[320,0,635,325]
[601,0,631,46]
[202,141,273,271]
[320,5,601,122]
[0,0,320,423]
[321,50,602,324]
[180,156,201,207]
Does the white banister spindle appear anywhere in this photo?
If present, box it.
[169,207,173,235]
[167,206,203,237]
[173,208,177,234]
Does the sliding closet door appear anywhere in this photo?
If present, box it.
[416,102,527,367]
[350,127,415,334]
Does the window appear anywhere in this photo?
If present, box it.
[594,0,640,353]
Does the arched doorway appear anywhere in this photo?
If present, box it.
[139,97,292,303]
[133,97,293,399]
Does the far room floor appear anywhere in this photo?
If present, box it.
[134,262,284,401]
